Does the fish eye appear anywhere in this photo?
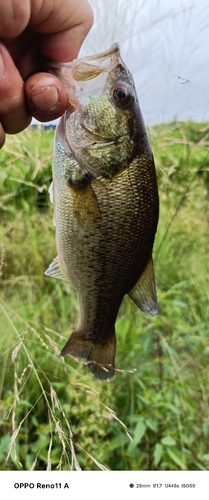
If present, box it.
[112,85,133,107]
[116,88,127,100]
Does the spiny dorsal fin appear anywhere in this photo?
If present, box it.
[129,257,158,315]
[44,256,67,281]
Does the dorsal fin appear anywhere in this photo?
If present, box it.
[129,257,158,315]
[44,256,67,281]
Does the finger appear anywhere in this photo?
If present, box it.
[36,0,94,62]
[0,1,30,38]
[0,44,31,134]
[0,122,5,148]
[0,0,94,63]
[25,72,68,122]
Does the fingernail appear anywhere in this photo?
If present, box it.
[0,47,6,79]
[31,86,59,110]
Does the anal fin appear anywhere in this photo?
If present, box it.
[129,257,158,315]
[44,256,67,281]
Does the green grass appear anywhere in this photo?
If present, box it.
[1,123,209,470]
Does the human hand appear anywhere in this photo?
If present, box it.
[0,0,93,147]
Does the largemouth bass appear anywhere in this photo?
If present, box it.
[45,44,159,380]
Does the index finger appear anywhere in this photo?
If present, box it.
[0,0,94,63]
[0,44,31,134]
[31,0,94,62]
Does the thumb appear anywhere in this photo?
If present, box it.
[25,72,68,122]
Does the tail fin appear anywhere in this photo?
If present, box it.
[60,329,116,380]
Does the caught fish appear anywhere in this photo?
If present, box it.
[45,44,159,380]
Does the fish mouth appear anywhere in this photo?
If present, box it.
[48,43,120,80]
[71,43,120,81]
[48,44,124,109]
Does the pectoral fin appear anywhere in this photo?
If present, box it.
[68,175,101,228]
[44,256,67,281]
[48,181,54,204]
[129,257,158,315]
[48,181,56,226]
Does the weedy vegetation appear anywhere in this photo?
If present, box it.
[1,122,209,470]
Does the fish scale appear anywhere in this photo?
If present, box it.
[45,44,159,380]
